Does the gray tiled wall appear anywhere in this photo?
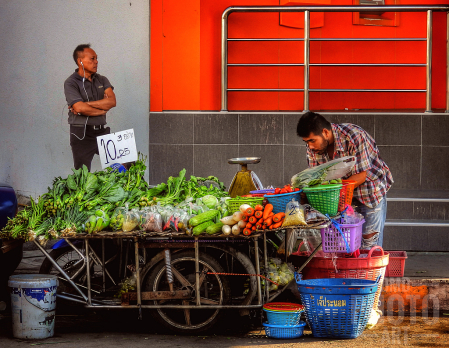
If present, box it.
[149,112,449,192]
[149,112,449,251]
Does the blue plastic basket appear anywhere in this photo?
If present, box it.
[264,308,303,326]
[295,276,379,339]
[263,322,306,339]
[264,191,302,214]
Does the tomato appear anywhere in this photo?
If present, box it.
[280,188,288,194]
[294,188,300,191]
[274,188,281,194]
[286,186,293,193]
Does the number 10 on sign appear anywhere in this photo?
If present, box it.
[96,129,138,169]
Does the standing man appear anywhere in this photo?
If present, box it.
[297,112,393,249]
[64,44,116,171]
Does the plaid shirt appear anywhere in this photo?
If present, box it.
[306,123,393,208]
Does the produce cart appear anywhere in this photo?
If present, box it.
[32,222,329,333]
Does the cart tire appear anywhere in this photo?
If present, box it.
[143,250,231,333]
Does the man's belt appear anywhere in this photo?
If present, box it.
[71,124,105,130]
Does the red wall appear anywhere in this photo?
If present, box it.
[150,0,447,111]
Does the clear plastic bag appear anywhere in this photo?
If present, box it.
[304,204,328,224]
[122,209,140,232]
[85,210,110,234]
[110,207,126,231]
[282,200,307,227]
[291,156,355,189]
[277,229,298,256]
[141,211,163,232]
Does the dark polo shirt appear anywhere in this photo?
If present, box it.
[64,69,114,125]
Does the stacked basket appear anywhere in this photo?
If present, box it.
[262,302,306,339]
[302,246,390,310]
[295,276,379,339]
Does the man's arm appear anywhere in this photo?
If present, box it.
[346,171,367,188]
[71,102,107,116]
[86,88,116,111]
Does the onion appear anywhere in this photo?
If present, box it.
[239,204,251,213]
[232,211,244,221]
[231,224,241,236]
[220,216,237,225]
[237,220,247,229]
[222,225,231,235]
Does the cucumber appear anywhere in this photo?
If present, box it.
[206,222,224,235]
[192,221,215,235]
[189,210,219,227]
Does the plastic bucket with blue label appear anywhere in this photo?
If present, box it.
[8,274,58,339]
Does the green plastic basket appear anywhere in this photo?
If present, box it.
[227,197,264,214]
[302,184,342,216]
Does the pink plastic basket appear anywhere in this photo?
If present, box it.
[384,251,407,277]
[320,219,364,253]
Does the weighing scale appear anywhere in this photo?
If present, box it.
[228,157,264,198]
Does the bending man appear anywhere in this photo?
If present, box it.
[297,111,393,249]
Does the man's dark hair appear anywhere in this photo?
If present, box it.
[296,111,332,138]
[73,44,91,64]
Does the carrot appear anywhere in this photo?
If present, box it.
[249,216,257,224]
[263,204,273,219]
[272,221,283,229]
[268,224,274,230]
[257,218,264,224]
[254,210,263,219]
[243,228,252,236]
[243,215,249,222]
[268,212,274,217]
[246,222,253,229]
[245,207,255,216]
[264,216,273,226]
[256,223,262,230]
[251,226,256,231]
[254,204,264,211]
[272,212,285,223]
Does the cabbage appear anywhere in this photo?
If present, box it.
[201,195,219,209]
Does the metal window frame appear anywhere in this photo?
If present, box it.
[221,5,449,113]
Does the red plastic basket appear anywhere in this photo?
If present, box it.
[263,302,304,312]
[384,251,407,277]
[338,180,356,212]
[301,246,389,307]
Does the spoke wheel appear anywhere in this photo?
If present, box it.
[144,250,230,333]
[39,246,103,295]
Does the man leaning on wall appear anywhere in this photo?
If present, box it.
[64,44,116,171]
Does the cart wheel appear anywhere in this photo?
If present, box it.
[144,250,231,333]
[39,246,103,296]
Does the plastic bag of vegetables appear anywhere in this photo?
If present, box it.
[291,156,355,189]
[85,210,110,234]
[141,211,163,232]
[122,209,140,232]
[110,207,126,231]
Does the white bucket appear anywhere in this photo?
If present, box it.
[8,274,58,339]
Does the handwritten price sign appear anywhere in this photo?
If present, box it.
[96,129,138,169]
